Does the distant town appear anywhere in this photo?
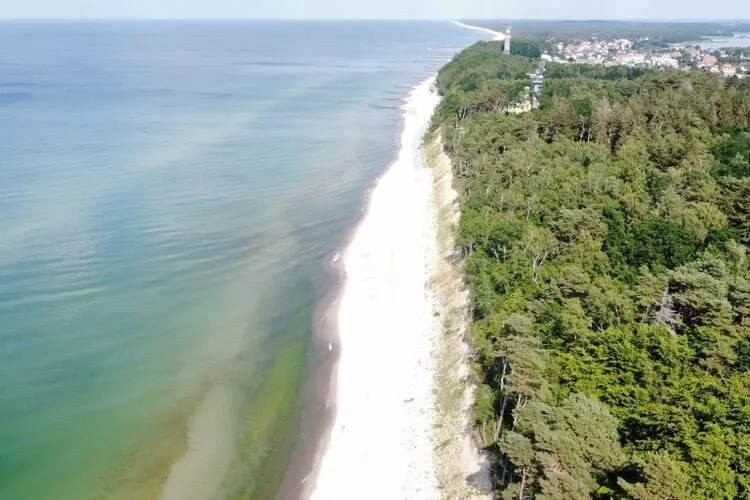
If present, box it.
[545,36,750,77]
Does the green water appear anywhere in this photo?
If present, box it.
[0,20,484,499]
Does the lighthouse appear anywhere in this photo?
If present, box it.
[504,26,512,54]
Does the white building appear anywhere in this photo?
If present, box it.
[651,55,679,68]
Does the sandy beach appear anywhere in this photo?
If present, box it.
[158,24,498,500]
[302,22,501,500]
[451,21,506,41]
[308,77,442,499]
[305,73,491,499]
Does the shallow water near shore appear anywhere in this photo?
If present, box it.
[0,21,484,499]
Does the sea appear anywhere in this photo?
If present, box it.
[0,21,485,500]
[682,33,750,50]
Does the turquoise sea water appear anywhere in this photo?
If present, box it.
[0,21,484,499]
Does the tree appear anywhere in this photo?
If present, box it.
[505,336,550,429]
[520,226,558,287]
[499,432,536,499]
[435,44,750,498]
[618,451,693,500]
[474,384,497,445]
[501,394,624,499]
[669,257,733,331]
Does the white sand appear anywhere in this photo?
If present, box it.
[451,21,506,41]
[308,78,443,500]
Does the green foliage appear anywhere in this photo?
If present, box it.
[545,63,647,81]
[631,39,670,52]
[618,451,693,499]
[509,40,542,59]
[435,44,750,498]
[711,127,750,178]
[500,394,625,499]
[467,20,750,44]
[435,42,537,124]
[628,218,700,270]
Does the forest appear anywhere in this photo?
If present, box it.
[466,20,750,44]
[434,41,750,499]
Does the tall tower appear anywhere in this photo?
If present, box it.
[504,26,512,55]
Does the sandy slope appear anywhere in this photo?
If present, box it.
[307,77,492,499]
[425,134,492,500]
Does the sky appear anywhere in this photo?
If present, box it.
[1,0,749,20]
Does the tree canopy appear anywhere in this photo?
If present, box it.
[434,42,750,499]
[468,20,750,44]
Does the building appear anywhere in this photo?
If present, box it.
[651,55,679,68]
[687,46,701,59]
[504,26,512,55]
[702,55,718,68]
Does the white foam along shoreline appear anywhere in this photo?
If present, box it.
[451,21,506,41]
[308,77,443,500]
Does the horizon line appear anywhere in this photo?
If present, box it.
[1,17,749,22]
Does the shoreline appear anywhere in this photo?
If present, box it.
[305,77,443,499]
[278,78,441,500]
[294,85,491,500]
[275,258,342,500]
[451,21,506,41]
[287,23,498,500]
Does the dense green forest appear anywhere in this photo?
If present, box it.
[465,20,750,44]
[434,41,750,499]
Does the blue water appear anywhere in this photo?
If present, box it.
[0,21,484,499]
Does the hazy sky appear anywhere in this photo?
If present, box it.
[2,0,749,20]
